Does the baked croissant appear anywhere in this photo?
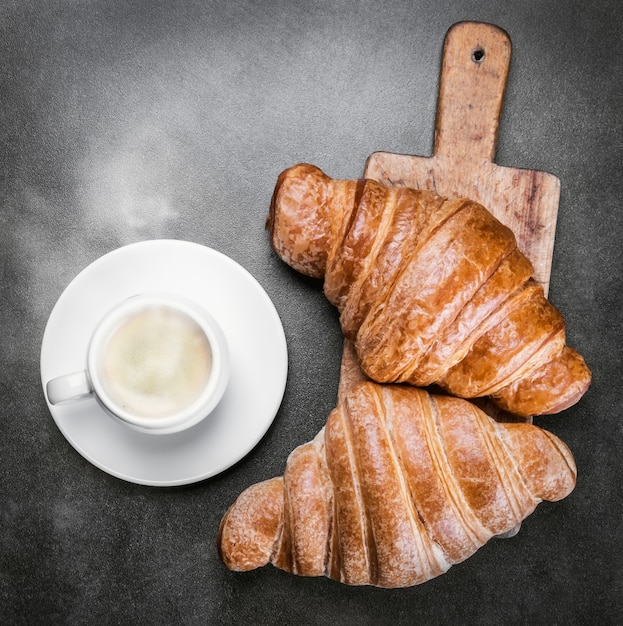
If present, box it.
[266,164,591,417]
[218,382,576,588]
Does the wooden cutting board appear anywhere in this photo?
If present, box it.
[339,21,556,426]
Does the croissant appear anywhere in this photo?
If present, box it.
[218,381,576,588]
[266,164,591,417]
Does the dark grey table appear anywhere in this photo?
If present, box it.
[2,2,621,624]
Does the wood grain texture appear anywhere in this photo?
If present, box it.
[364,21,560,297]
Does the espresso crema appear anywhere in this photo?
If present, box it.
[100,306,213,419]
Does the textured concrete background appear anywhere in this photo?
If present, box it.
[1,1,621,624]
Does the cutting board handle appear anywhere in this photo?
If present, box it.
[434,22,511,164]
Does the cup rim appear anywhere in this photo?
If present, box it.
[86,292,229,433]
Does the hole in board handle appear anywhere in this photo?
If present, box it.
[472,47,485,63]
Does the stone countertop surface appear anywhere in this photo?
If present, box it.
[1,2,621,624]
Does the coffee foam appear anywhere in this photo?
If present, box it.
[100,306,213,419]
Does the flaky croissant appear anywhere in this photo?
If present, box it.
[218,382,576,588]
[266,164,591,417]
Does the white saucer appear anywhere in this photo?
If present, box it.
[40,240,288,486]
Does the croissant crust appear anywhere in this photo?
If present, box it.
[267,164,591,416]
[218,382,576,588]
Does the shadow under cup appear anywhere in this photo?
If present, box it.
[49,294,230,435]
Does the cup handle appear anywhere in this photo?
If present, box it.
[46,371,93,405]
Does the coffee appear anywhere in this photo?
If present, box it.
[99,305,213,419]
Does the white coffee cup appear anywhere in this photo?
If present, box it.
[46,293,230,435]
